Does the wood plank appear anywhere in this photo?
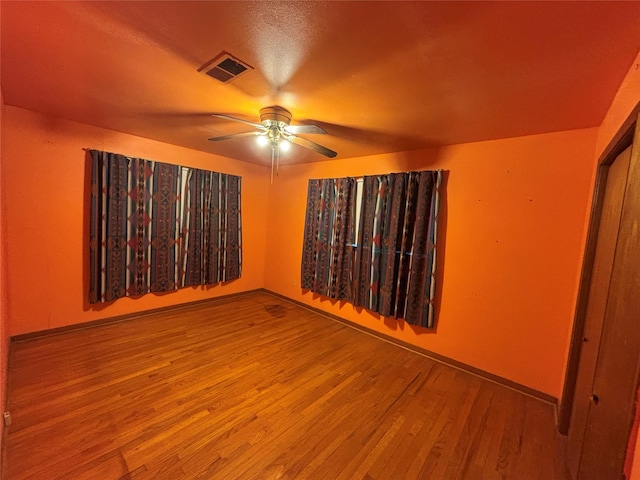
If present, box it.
[3,291,568,479]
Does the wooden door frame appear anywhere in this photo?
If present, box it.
[558,101,640,435]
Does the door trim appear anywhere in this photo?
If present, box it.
[559,101,640,435]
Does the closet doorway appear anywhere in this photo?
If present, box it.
[563,106,640,479]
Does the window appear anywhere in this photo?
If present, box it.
[350,178,364,247]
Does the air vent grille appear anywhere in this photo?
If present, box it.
[199,52,253,83]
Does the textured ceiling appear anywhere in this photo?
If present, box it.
[2,1,640,166]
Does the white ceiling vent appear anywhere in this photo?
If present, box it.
[198,52,253,83]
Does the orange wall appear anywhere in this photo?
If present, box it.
[1,105,269,336]
[264,128,598,398]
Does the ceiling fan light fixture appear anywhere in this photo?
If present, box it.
[209,105,338,167]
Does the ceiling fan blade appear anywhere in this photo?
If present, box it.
[284,124,327,135]
[211,114,266,131]
[288,135,337,158]
[208,131,264,142]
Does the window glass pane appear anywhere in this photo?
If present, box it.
[354,178,364,246]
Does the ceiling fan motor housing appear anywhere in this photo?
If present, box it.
[260,106,292,128]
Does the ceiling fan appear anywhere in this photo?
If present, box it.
[208,106,337,181]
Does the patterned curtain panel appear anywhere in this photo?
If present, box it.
[300,177,356,300]
[354,170,442,328]
[180,168,242,286]
[89,150,242,304]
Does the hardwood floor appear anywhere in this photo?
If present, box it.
[3,291,569,479]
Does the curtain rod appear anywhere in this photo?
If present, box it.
[82,148,156,161]
[312,170,443,182]
[83,147,140,156]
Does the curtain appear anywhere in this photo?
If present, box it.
[300,170,442,329]
[300,177,356,300]
[354,171,442,328]
[89,150,241,304]
[180,169,242,286]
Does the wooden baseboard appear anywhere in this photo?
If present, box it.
[10,287,557,407]
[262,289,558,407]
[10,289,263,343]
